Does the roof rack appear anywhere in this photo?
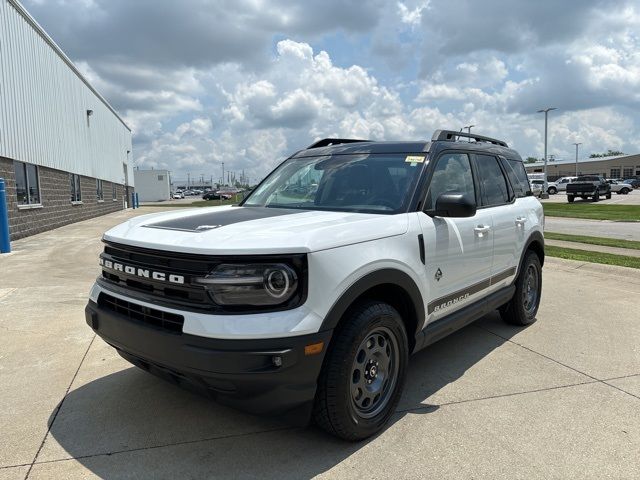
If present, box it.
[306,138,369,149]
[432,130,508,148]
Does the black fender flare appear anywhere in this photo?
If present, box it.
[517,230,545,276]
[319,268,425,336]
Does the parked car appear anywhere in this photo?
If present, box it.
[172,192,184,199]
[202,191,231,200]
[606,180,633,195]
[566,176,611,202]
[530,179,558,195]
[87,130,544,440]
[622,179,640,189]
[555,176,578,192]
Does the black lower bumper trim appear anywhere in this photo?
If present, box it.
[85,300,332,420]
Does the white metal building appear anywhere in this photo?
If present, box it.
[524,154,640,180]
[133,169,171,202]
[0,0,134,240]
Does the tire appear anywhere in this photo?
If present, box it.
[621,188,630,194]
[567,195,574,203]
[593,191,599,202]
[548,187,557,195]
[606,191,612,199]
[500,251,542,326]
[313,301,408,441]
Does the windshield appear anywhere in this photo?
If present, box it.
[243,153,426,214]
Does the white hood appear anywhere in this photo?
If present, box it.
[103,205,408,254]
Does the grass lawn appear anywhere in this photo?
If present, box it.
[546,245,640,269]
[542,203,640,221]
[544,232,640,251]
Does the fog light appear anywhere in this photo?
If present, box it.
[272,355,283,367]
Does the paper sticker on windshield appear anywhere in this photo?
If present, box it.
[405,155,425,164]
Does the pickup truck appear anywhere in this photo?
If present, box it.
[566,176,611,202]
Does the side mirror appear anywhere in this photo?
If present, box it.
[427,193,476,218]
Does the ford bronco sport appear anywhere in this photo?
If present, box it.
[86,130,544,440]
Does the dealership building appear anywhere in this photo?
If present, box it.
[524,153,640,180]
[0,0,133,241]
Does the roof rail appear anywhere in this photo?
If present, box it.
[432,130,508,148]
[306,138,369,149]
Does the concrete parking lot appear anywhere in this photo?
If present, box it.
[1,209,639,479]
[541,189,640,205]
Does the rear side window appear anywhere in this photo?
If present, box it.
[502,158,530,198]
[475,155,509,206]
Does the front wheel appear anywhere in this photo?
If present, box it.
[548,187,557,195]
[500,251,542,326]
[593,191,600,202]
[567,195,574,203]
[606,192,612,199]
[313,302,408,441]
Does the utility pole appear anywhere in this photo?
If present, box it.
[573,142,582,176]
[221,162,225,187]
[187,172,190,188]
[462,125,475,142]
[537,107,557,195]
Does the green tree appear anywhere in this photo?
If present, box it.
[525,157,539,163]
[589,150,624,158]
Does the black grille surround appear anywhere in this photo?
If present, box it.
[98,292,185,334]
[99,241,308,314]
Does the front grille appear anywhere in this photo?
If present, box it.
[98,293,184,333]
[100,241,213,309]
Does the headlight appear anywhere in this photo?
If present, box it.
[196,263,299,306]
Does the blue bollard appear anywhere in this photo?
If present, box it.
[135,192,139,208]
[131,192,136,209]
[0,178,11,253]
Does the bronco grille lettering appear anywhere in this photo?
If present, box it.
[99,257,185,285]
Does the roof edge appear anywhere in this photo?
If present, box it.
[8,0,131,132]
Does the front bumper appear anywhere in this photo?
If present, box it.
[85,300,332,421]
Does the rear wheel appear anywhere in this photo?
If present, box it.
[593,191,600,202]
[500,251,542,326]
[621,188,630,194]
[567,195,574,203]
[313,302,408,441]
[606,191,612,199]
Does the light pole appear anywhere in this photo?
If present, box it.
[221,162,225,187]
[573,142,582,176]
[462,125,475,142]
[537,107,557,193]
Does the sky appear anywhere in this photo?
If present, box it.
[23,0,640,184]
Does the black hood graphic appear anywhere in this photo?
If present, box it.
[143,206,305,232]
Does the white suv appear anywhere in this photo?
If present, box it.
[86,130,544,440]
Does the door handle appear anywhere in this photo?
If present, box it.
[515,216,527,226]
[474,225,490,236]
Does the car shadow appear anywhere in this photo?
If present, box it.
[46,311,525,479]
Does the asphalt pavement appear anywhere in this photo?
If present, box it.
[0,209,639,479]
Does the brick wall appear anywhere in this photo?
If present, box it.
[0,157,132,240]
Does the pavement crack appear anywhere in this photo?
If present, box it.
[396,380,599,414]
[28,426,295,468]
[474,324,600,381]
[24,334,96,480]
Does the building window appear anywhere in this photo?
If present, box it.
[610,168,621,178]
[636,166,640,176]
[158,175,164,181]
[70,174,82,203]
[96,179,104,201]
[623,167,633,178]
[14,161,41,206]
[112,183,117,201]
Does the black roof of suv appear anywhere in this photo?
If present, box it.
[291,130,522,161]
